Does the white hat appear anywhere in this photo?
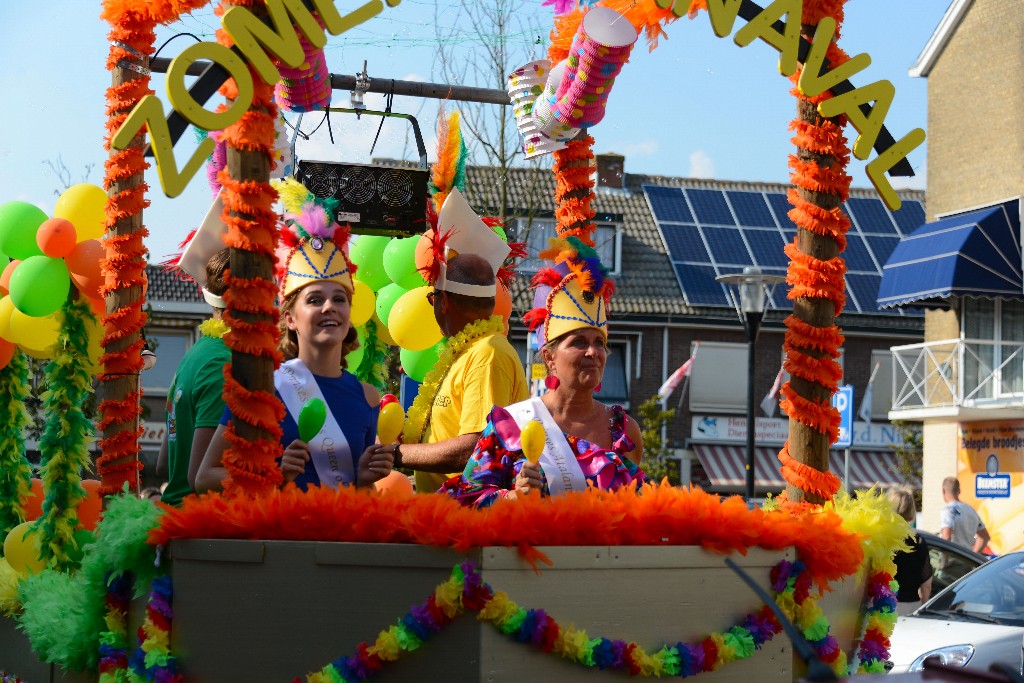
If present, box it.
[433,189,510,297]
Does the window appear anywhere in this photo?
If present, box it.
[689,342,747,413]
[866,349,895,420]
[142,331,192,394]
[962,298,1024,399]
[511,218,621,275]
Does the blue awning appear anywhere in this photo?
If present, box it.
[878,199,1022,308]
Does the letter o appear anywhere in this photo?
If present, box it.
[166,42,255,133]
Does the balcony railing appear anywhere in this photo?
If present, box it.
[891,338,1024,411]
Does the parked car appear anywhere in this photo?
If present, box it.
[889,552,1024,675]
[919,530,989,594]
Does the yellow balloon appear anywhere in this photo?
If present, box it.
[378,402,405,445]
[9,309,60,351]
[521,420,546,463]
[0,296,16,342]
[54,183,107,242]
[3,522,47,574]
[350,279,375,327]
[85,316,104,374]
[388,286,442,352]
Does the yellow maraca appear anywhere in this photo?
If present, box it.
[520,420,546,464]
[378,402,405,445]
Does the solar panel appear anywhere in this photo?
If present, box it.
[686,189,735,225]
[892,199,926,235]
[675,263,730,306]
[642,184,921,317]
[843,235,877,273]
[660,223,709,262]
[703,226,753,266]
[847,197,898,235]
[846,273,884,314]
[727,191,776,227]
[744,229,788,268]
[643,185,692,223]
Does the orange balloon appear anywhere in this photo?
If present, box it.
[494,281,512,324]
[65,240,104,299]
[87,296,105,319]
[78,479,103,531]
[375,470,414,497]
[0,338,14,370]
[0,260,20,294]
[414,230,436,276]
[36,218,78,258]
[23,478,43,521]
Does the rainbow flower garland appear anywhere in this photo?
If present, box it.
[308,558,855,682]
[98,572,132,682]
[128,575,184,683]
[401,315,506,445]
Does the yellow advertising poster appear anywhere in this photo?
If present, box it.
[957,421,1024,554]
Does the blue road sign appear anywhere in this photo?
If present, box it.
[833,385,853,448]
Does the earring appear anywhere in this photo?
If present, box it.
[593,383,602,393]
[544,375,560,391]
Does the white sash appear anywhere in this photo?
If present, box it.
[275,359,354,488]
[504,397,586,495]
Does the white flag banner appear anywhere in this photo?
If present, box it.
[760,363,785,417]
[858,361,881,423]
[659,342,699,399]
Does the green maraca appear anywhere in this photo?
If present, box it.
[297,398,327,442]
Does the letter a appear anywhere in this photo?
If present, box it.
[798,18,871,98]
[865,128,926,211]
[818,79,896,160]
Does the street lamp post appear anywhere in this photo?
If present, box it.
[717,267,786,501]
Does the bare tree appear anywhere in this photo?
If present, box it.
[42,156,95,195]
[433,0,549,225]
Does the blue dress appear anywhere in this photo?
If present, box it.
[222,370,379,489]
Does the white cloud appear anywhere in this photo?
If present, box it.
[889,166,927,191]
[689,150,715,178]
[616,140,659,157]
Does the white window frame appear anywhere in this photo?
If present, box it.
[961,298,1024,399]
[142,328,194,395]
[511,217,622,276]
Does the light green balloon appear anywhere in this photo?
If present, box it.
[400,339,445,383]
[0,202,46,260]
[375,283,407,327]
[349,235,391,291]
[9,255,70,317]
[383,236,426,290]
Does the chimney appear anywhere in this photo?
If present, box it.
[595,152,625,189]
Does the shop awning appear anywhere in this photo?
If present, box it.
[693,445,917,491]
[877,199,1022,308]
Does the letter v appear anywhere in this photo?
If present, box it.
[112,95,215,199]
[798,18,871,98]
[705,0,743,37]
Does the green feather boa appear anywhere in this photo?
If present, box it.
[0,349,32,544]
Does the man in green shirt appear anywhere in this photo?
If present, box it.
[157,248,231,506]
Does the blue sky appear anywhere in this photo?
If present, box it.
[0,1,948,261]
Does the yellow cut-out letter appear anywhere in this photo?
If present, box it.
[798,18,871,98]
[331,0,387,37]
[818,79,895,160]
[166,42,254,134]
[654,0,693,19]
[866,128,926,211]
[111,95,215,199]
[705,0,743,37]
[734,0,802,77]
[222,0,326,85]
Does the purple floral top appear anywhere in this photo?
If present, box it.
[441,404,646,508]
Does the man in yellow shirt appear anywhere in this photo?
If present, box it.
[386,189,528,492]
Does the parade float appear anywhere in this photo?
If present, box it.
[0,0,927,681]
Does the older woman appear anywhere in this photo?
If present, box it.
[442,238,644,507]
[888,487,934,615]
[195,204,392,492]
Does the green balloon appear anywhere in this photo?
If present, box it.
[66,528,95,565]
[375,283,407,327]
[346,326,367,371]
[349,235,391,291]
[9,255,70,317]
[383,237,426,290]
[0,201,46,260]
[400,339,445,383]
[297,397,327,442]
[492,224,507,242]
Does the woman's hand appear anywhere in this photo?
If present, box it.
[281,439,311,483]
[514,461,543,497]
[357,444,396,487]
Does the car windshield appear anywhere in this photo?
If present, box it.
[922,554,1024,627]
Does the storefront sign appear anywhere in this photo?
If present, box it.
[958,421,1024,552]
[692,415,906,449]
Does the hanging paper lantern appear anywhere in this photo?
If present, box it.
[8,255,71,317]
[53,183,107,242]
[0,201,46,260]
[388,286,442,352]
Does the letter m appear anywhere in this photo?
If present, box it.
[222,0,332,86]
